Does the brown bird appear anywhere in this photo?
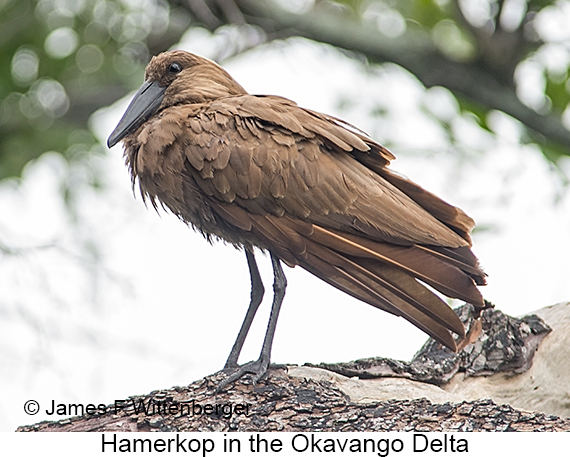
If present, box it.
[108,50,487,385]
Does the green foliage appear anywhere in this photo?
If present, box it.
[0,0,188,180]
[2,0,570,183]
[347,0,570,168]
[545,75,570,114]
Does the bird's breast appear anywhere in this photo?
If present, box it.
[123,113,260,247]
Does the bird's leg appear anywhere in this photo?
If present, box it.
[218,253,287,389]
[224,249,265,370]
[256,253,287,369]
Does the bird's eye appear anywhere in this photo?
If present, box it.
[168,62,182,74]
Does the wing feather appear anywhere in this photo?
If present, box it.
[299,246,460,350]
[130,94,487,352]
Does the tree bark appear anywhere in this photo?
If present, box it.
[16,368,570,432]
[16,305,568,432]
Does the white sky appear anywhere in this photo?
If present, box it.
[2,35,570,432]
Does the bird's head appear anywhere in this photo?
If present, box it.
[107,50,246,148]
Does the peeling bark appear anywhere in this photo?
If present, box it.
[17,306,563,433]
[309,306,552,385]
[16,369,570,432]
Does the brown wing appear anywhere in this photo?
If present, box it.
[130,95,486,350]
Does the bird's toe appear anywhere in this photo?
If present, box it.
[217,357,270,391]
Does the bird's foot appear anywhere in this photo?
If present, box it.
[217,356,270,391]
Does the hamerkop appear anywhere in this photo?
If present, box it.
[108,50,487,386]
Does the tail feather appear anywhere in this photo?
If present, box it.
[253,215,486,351]
[307,224,485,308]
[300,248,460,350]
[416,245,486,285]
[358,259,466,337]
[298,252,400,315]
[302,239,465,349]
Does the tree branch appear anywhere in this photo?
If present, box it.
[16,303,569,432]
[16,369,570,432]
[230,0,570,152]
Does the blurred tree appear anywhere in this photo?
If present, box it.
[1,0,570,184]
[181,0,570,166]
[0,0,190,181]
[2,2,570,429]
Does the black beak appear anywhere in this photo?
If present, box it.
[107,80,166,148]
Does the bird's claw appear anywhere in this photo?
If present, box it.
[216,357,270,392]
